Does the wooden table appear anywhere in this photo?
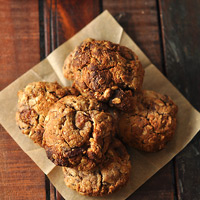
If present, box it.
[0,0,200,199]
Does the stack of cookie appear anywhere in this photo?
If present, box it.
[16,39,178,197]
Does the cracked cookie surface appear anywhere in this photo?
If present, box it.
[63,38,144,110]
[43,95,115,170]
[16,82,78,146]
[118,90,178,152]
[62,138,131,196]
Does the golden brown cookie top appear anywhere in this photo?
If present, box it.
[62,138,131,196]
[118,90,178,152]
[63,38,145,110]
[16,82,77,146]
[43,95,115,170]
[132,90,178,117]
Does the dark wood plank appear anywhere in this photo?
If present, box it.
[42,0,101,199]
[128,163,175,200]
[159,0,200,199]
[159,0,200,110]
[174,133,200,200]
[103,1,175,199]
[0,1,46,199]
[103,0,164,71]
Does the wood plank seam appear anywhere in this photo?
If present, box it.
[0,1,46,199]
[157,1,178,199]
[173,159,180,200]
[39,0,46,61]
[99,0,103,13]
[38,0,52,199]
[156,0,167,76]
[44,0,64,199]
[157,1,200,200]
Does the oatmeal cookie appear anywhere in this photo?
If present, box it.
[118,90,178,152]
[43,95,115,170]
[63,38,144,110]
[16,82,78,146]
[62,138,131,196]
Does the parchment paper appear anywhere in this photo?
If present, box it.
[0,10,200,200]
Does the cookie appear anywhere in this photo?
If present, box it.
[43,95,115,170]
[62,138,131,196]
[63,38,145,110]
[16,82,78,146]
[118,90,178,152]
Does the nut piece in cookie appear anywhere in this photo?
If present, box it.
[43,95,115,170]
[63,38,145,110]
[118,90,178,152]
[16,82,78,146]
[62,138,131,196]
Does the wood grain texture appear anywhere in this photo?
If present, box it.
[0,128,46,200]
[43,0,101,57]
[0,0,40,90]
[159,0,200,110]
[174,133,200,200]
[103,0,164,71]
[0,1,45,199]
[56,0,101,45]
[127,163,175,200]
[159,0,200,199]
[103,1,175,199]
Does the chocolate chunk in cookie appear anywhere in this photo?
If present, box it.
[43,95,115,170]
[62,138,131,196]
[118,90,178,152]
[63,38,144,111]
[16,82,78,146]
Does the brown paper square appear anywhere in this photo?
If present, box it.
[0,10,200,200]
